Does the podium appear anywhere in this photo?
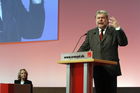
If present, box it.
[58,51,117,93]
[0,83,31,93]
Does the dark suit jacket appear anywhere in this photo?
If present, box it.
[78,26,128,76]
[14,80,33,93]
[14,79,32,84]
[0,0,45,42]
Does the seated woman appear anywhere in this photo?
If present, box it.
[14,69,33,93]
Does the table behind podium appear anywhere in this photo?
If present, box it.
[0,83,31,93]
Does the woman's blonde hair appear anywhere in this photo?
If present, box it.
[18,69,28,80]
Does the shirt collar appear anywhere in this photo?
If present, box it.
[98,26,108,34]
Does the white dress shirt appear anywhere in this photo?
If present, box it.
[20,81,25,85]
[98,28,106,35]
[0,1,2,20]
[32,0,42,4]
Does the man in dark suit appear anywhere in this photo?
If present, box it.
[78,10,128,93]
[0,0,45,42]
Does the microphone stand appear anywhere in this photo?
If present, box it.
[72,33,87,52]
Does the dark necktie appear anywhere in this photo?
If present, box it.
[99,29,104,40]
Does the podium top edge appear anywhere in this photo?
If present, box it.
[58,59,117,65]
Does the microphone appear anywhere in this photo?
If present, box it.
[72,33,87,52]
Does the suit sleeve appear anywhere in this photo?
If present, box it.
[14,80,17,84]
[116,29,128,46]
[15,0,45,39]
[78,32,90,52]
[14,80,20,84]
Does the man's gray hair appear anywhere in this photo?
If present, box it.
[96,10,109,17]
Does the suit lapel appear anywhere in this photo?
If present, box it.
[92,27,100,43]
[91,27,113,45]
[17,80,21,84]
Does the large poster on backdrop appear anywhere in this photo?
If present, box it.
[0,0,58,43]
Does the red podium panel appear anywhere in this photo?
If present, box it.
[70,63,84,93]
[0,84,31,93]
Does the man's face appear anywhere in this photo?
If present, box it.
[96,14,109,29]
